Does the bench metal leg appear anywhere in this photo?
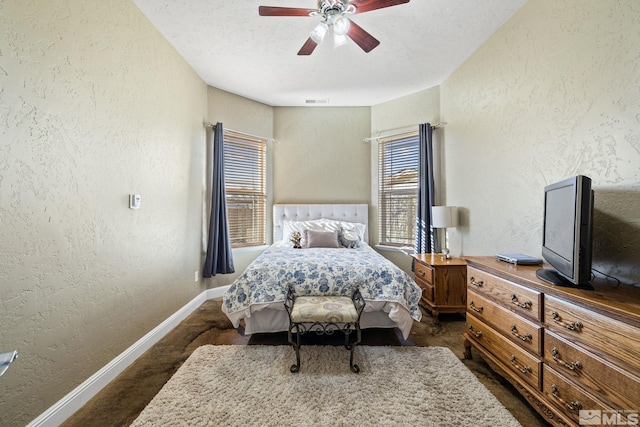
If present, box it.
[288,324,301,373]
[346,323,362,373]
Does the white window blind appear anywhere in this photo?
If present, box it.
[378,132,419,246]
[224,130,266,248]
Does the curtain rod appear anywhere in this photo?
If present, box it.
[363,122,446,143]
[204,122,277,143]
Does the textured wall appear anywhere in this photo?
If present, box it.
[0,0,207,425]
[207,87,274,138]
[273,107,371,204]
[441,0,640,285]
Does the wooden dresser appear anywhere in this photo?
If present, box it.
[411,254,467,324]
[462,257,640,426]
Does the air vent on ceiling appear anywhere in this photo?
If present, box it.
[305,99,329,105]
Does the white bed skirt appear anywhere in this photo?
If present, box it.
[228,301,416,340]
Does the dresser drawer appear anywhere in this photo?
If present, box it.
[468,289,543,355]
[545,330,640,411]
[467,267,542,321]
[414,261,433,286]
[545,295,640,372]
[542,365,609,425]
[466,313,542,390]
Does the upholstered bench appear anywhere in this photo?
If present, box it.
[284,286,366,373]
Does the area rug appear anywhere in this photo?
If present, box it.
[131,345,521,427]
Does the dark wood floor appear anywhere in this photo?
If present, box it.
[62,298,549,426]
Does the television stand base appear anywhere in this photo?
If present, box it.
[535,268,594,290]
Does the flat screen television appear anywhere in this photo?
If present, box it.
[536,175,594,290]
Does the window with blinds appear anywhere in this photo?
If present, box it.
[378,132,419,246]
[224,130,266,248]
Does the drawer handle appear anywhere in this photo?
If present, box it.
[510,324,533,342]
[470,277,484,287]
[417,270,426,278]
[509,355,532,374]
[551,311,584,331]
[550,384,582,411]
[468,324,483,338]
[469,301,484,313]
[510,294,532,310]
[551,347,583,371]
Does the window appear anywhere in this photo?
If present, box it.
[378,132,419,246]
[224,130,266,248]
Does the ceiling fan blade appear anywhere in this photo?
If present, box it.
[350,0,410,14]
[259,6,317,16]
[297,38,318,55]
[347,20,380,53]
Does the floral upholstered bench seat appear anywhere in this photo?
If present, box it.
[289,295,359,323]
[284,288,365,374]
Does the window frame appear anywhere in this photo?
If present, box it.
[378,131,420,247]
[223,130,267,248]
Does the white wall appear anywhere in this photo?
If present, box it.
[441,0,640,284]
[0,1,207,425]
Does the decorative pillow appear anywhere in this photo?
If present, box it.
[301,229,340,248]
[338,227,361,248]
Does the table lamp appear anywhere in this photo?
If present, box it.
[431,206,458,259]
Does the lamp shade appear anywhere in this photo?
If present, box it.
[333,32,348,47]
[333,15,351,36]
[431,206,458,228]
[310,21,328,44]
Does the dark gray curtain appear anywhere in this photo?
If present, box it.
[415,123,438,254]
[204,123,234,277]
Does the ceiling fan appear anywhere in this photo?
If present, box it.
[259,0,410,55]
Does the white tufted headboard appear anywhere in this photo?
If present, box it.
[273,204,369,243]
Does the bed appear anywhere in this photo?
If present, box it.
[222,204,423,339]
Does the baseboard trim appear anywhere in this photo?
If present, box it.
[28,285,231,427]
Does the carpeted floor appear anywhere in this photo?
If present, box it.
[131,345,522,427]
[62,298,550,427]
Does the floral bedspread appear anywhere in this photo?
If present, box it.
[222,243,422,322]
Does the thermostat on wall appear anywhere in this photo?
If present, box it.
[129,194,141,209]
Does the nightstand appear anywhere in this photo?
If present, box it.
[411,254,467,324]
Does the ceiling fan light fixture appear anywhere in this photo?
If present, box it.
[310,21,328,44]
[259,0,410,55]
[333,32,348,47]
[333,15,351,36]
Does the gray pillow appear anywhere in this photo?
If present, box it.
[301,229,340,248]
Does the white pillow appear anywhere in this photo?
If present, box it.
[321,218,367,242]
[281,219,326,243]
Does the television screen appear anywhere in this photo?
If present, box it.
[544,184,576,262]
[537,175,594,290]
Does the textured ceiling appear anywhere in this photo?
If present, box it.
[131,0,527,107]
